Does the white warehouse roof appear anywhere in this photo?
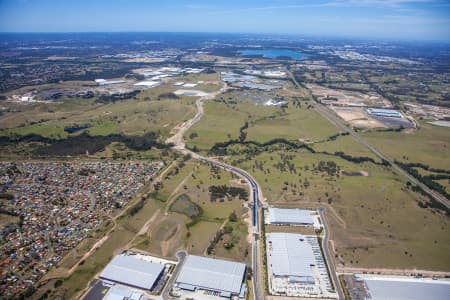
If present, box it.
[134,81,160,88]
[105,285,143,300]
[267,233,316,283]
[176,255,246,295]
[100,254,164,290]
[367,108,402,118]
[268,207,314,225]
[357,275,450,300]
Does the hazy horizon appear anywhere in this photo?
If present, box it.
[0,0,449,42]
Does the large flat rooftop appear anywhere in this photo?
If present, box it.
[367,108,402,118]
[175,255,246,295]
[356,275,450,300]
[100,254,164,291]
[267,207,314,226]
[267,232,315,283]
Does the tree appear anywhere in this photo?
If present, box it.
[229,211,238,222]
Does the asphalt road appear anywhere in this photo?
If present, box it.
[189,154,264,300]
[315,102,450,209]
[161,250,187,300]
[287,70,449,210]
[166,87,264,300]
[319,208,345,300]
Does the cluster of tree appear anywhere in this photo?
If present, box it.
[333,151,379,165]
[397,161,450,200]
[208,137,391,170]
[208,185,248,202]
[206,228,226,255]
[239,121,249,142]
[228,211,238,222]
[157,92,179,100]
[407,182,450,216]
[209,138,315,156]
[269,153,298,174]
[326,132,349,141]
[96,90,140,103]
[377,126,405,132]
[398,161,450,175]
[185,204,204,229]
[0,132,171,157]
[206,219,238,254]
[127,196,147,217]
[316,160,340,176]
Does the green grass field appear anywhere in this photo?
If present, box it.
[186,96,338,151]
[312,135,381,161]
[227,148,450,271]
[361,121,450,170]
[0,97,195,139]
[134,160,250,262]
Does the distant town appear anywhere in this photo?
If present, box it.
[0,32,449,300]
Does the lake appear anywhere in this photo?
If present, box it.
[238,49,305,59]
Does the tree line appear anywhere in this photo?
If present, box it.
[0,132,172,157]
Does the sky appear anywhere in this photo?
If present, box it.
[0,0,449,41]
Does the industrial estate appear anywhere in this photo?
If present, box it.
[0,30,449,300]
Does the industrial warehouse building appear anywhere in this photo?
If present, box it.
[367,108,403,118]
[265,232,336,297]
[174,255,247,298]
[267,207,314,226]
[267,232,316,284]
[100,254,164,291]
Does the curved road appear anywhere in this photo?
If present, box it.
[166,85,345,300]
[166,86,265,300]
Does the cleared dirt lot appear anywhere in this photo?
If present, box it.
[307,83,391,107]
[332,107,385,128]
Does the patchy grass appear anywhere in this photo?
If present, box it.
[135,159,251,262]
[169,194,202,218]
[212,216,250,264]
[312,135,380,162]
[186,95,338,151]
[227,148,450,271]
[0,98,196,140]
[361,121,450,170]
[0,123,68,139]
[186,221,222,255]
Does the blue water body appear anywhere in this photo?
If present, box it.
[239,49,305,59]
[64,125,90,134]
